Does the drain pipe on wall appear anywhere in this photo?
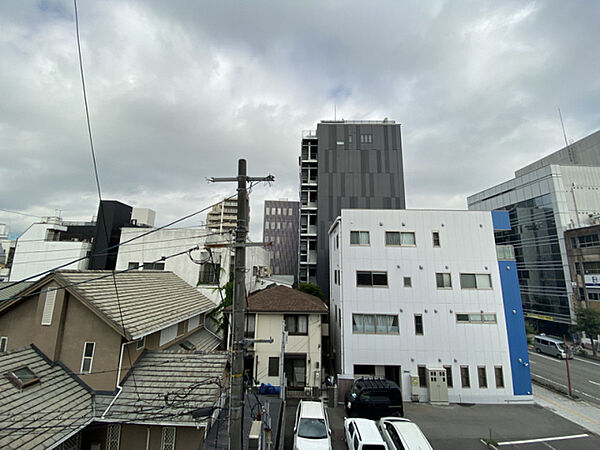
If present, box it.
[102,341,127,418]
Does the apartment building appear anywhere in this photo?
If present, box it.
[299,120,406,297]
[206,198,238,233]
[263,199,299,282]
[565,224,600,312]
[329,209,532,404]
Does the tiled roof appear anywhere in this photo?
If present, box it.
[101,351,228,427]
[0,281,34,303]
[0,346,93,449]
[227,285,328,313]
[53,271,216,339]
[167,327,222,352]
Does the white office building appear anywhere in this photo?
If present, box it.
[329,209,532,404]
[9,218,93,282]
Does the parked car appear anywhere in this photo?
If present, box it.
[344,417,388,450]
[345,378,403,419]
[378,417,433,450]
[293,400,332,450]
[534,334,573,359]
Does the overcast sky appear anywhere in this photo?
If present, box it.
[1,0,599,240]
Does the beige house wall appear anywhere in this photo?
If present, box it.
[119,424,205,450]
[252,312,322,388]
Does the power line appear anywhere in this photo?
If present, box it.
[0,208,44,219]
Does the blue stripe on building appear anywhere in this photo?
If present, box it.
[498,259,532,396]
[492,210,511,231]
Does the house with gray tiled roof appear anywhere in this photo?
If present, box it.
[0,270,227,449]
[0,270,219,391]
[0,345,94,449]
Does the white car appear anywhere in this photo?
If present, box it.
[378,417,433,450]
[293,400,332,450]
[344,417,388,450]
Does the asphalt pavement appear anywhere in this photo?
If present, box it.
[283,396,600,449]
[529,350,600,405]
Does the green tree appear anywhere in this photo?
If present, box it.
[572,307,600,356]
[209,281,233,331]
[297,282,324,300]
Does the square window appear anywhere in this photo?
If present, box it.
[436,273,452,289]
[403,277,412,287]
[476,274,492,289]
[285,315,308,335]
[460,274,477,289]
[350,231,370,245]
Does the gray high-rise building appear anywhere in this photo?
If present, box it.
[299,120,406,297]
[263,199,300,282]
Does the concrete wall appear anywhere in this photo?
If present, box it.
[9,222,91,282]
[330,209,531,404]
[252,312,322,389]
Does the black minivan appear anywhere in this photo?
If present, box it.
[344,377,403,419]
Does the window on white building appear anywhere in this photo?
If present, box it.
[385,231,416,246]
[435,273,452,289]
[478,366,488,388]
[245,314,256,338]
[414,314,423,335]
[456,313,497,324]
[460,273,492,289]
[356,271,388,287]
[403,277,412,287]
[444,365,453,388]
[350,231,370,245]
[460,366,470,388]
[352,314,399,334]
[432,231,441,247]
[495,366,504,388]
[418,365,427,387]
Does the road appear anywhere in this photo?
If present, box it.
[529,350,600,405]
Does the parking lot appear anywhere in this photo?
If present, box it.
[283,398,600,449]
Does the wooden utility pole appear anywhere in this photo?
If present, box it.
[210,159,274,450]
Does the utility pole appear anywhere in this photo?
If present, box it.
[210,159,274,450]
[280,320,287,401]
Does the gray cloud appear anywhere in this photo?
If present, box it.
[1,0,599,239]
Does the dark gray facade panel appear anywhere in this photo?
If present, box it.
[307,121,406,297]
[263,200,299,281]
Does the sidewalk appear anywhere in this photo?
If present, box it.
[533,383,600,435]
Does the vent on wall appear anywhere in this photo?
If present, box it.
[41,290,57,326]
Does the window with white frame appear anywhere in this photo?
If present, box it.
[360,134,373,143]
[0,337,7,352]
[435,273,452,289]
[385,231,416,246]
[350,231,370,245]
[352,314,399,334]
[285,315,308,335]
[356,271,388,287]
[456,313,497,324]
[245,314,256,338]
[80,342,95,373]
[460,273,492,289]
[161,427,176,450]
[136,336,145,351]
